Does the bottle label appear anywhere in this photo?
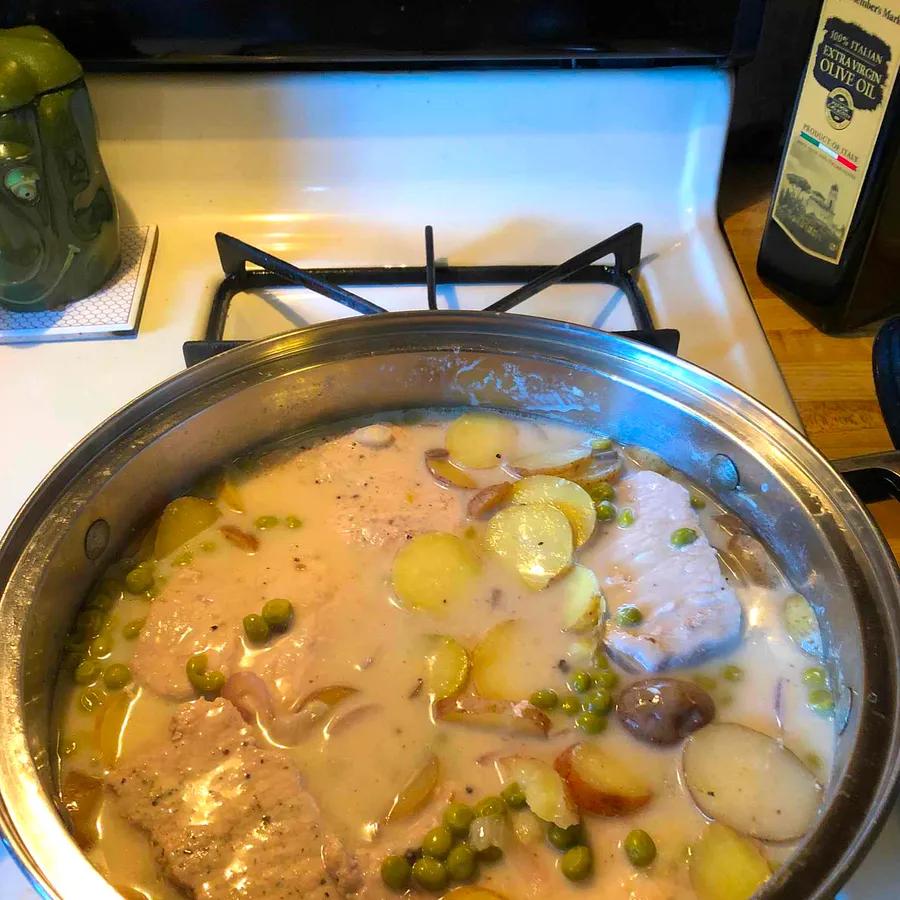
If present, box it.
[772,0,899,264]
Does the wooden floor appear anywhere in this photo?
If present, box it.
[720,162,900,557]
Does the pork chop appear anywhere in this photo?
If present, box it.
[107,698,368,899]
[595,470,743,672]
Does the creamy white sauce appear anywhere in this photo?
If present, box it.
[54,413,833,900]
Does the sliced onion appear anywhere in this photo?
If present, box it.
[468,814,507,852]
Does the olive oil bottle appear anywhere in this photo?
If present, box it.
[757,0,900,334]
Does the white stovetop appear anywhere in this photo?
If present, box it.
[0,68,895,898]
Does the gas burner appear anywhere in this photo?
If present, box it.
[184,223,679,366]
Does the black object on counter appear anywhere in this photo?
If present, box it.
[757,0,900,334]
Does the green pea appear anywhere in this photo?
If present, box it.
[594,668,619,689]
[89,634,112,659]
[474,796,505,818]
[617,508,635,528]
[122,617,146,640]
[569,671,593,693]
[690,494,707,509]
[671,527,698,548]
[476,846,503,863]
[411,856,448,891]
[560,695,583,716]
[616,605,642,627]
[591,438,613,451]
[187,653,225,695]
[200,540,217,553]
[262,598,293,629]
[285,515,303,529]
[103,663,132,690]
[561,845,593,882]
[172,550,193,567]
[87,589,117,613]
[501,782,527,810]
[124,563,155,595]
[380,855,411,891]
[443,802,474,837]
[548,822,583,852]
[255,515,279,530]
[596,500,617,522]
[624,829,657,868]
[243,613,270,644]
[802,666,827,688]
[74,659,101,685]
[204,670,226,694]
[422,825,454,859]
[584,688,612,715]
[79,688,106,713]
[808,688,834,716]
[445,842,476,881]
[693,674,717,691]
[76,609,106,639]
[575,711,607,734]
[587,481,615,503]
[722,664,744,682]
[529,689,559,710]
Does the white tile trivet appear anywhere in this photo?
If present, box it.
[0,225,157,343]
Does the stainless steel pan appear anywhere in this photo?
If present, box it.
[1,312,898,899]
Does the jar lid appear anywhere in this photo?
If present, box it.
[0,26,83,114]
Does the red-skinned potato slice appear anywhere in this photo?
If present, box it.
[434,696,551,737]
[554,742,653,816]
[467,482,514,519]
[682,723,821,842]
[508,446,593,478]
[689,823,771,900]
[425,449,478,489]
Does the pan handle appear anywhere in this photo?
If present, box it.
[832,317,900,504]
[834,451,900,503]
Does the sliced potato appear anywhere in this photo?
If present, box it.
[385,753,440,822]
[434,696,551,737]
[682,723,821,842]
[510,475,596,547]
[61,770,104,849]
[467,482,514,520]
[559,564,605,632]
[573,452,624,490]
[154,497,221,559]
[509,445,593,479]
[498,756,578,828]
[297,684,359,709]
[554,742,653,816]
[443,888,510,900]
[425,449,478,489]
[96,692,130,765]
[425,635,471,701]
[472,620,542,701]
[446,412,518,469]
[623,445,671,475]
[391,532,480,612]
[726,532,781,589]
[690,823,771,900]
[484,503,573,590]
[783,593,823,658]
[218,474,245,513]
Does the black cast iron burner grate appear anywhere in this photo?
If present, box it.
[184,222,680,366]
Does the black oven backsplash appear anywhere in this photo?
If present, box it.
[2,0,763,68]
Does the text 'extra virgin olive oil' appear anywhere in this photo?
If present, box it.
[757,0,900,334]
